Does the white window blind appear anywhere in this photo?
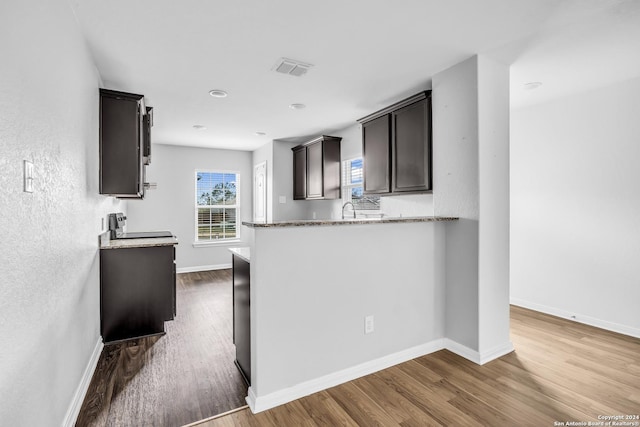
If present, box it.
[342,158,380,210]
[195,171,239,241]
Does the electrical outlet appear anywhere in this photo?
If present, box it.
[365,315,374,334]
[279,195,286,204]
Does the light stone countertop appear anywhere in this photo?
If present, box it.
[229,247,251,263]
[242,216,458,228]
[100,235,179,249]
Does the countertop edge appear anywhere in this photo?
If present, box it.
[229,247,251,263]
[242,216,459,228]
[100,236,179,249]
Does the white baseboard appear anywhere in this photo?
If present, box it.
[176,263,232,274]
[478,342,515,365]
[247,339,445,413]
[443,338,481,364]
[246,387,258,413]
[63,337,103,427]
[442,338,513,365]
[245,336,518,414]
[511,298,640,339]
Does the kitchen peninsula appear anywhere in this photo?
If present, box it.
[241,216,457,412]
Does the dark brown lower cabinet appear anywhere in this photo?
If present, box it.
[232,254,251,385]
[100,245,176,343]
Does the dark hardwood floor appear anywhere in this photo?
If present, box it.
[193,306,640,427]
[76,270,247,427]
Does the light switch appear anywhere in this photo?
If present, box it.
[279,195,286,204]
[23,160,34,193]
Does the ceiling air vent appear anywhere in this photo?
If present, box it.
[273,58,313,77]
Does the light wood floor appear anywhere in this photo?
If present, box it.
[76,270,247,427]
[193,305,640,427]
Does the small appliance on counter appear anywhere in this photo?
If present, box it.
[107,212,173,239]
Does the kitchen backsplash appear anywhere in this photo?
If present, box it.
[311,193,435,220]
[380,194,434,217]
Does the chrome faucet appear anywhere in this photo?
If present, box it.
[341,202,356,219]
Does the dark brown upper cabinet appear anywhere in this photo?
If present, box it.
[99,89,152,199]
[143,106,153,166]
[306,141,324,199]
[393,98,431,192]
[362,115,391,193]
[292,135,341,200]
[358,91,432,195]
[293,146,307,200]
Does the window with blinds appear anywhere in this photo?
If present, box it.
[342,158,380,210]
[195,171,239,241]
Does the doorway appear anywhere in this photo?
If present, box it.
[253,161,267,223]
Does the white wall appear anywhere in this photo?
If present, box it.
[272,141,307,221]
[380,194,434,217]
[432,55,512,360]
[126,144,252,270]
[511,75,640,337]
[249,222,445,408]
[0,0,125,424]
[251,140,309,222]
[252,141,273,222]
[433,56,481,350]
[477,56,511,354]
[339,123,362,161]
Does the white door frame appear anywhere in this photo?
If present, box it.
[253,161,267,223]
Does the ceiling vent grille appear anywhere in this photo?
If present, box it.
[273,58,313,77]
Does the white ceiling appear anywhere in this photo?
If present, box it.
[69,0,640,151]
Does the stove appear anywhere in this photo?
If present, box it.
[107,212,173,239]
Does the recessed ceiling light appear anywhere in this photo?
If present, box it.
[523,82,543,91]
[209,89,228,98]
[289,103,306,110]
[255,131,266,136]
[193,124,207,130]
